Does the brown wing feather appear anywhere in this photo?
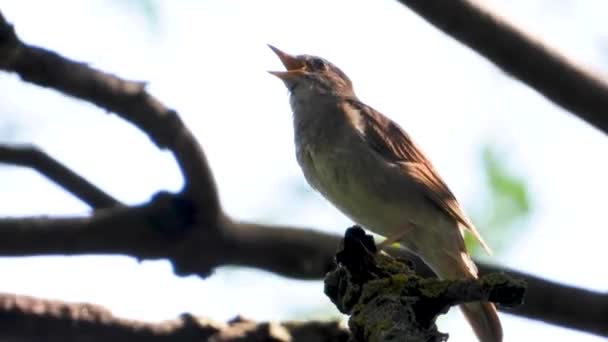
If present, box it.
[343,99,475,231]
[398,162,474,230]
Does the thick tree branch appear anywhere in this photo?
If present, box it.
[0,293,349,342]
[0,194,336,279]
[1,209,606,336]
[0,144,121,209]
[395,0,608,134]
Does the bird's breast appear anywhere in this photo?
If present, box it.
[291,95,430,237]
[296,136,413,233]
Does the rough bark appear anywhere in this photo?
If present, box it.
[324,227,525,341]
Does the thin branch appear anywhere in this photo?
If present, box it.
[0,144,121,209]
[0,292,349,342]
[0,11,220,215]
[395,0,608,134]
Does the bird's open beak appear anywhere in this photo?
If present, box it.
[268,44,306,80]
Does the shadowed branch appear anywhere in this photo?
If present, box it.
[0,292,349,342]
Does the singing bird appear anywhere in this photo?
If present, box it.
[269,45,502,342]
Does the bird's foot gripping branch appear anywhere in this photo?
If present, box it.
[324,226,526,342]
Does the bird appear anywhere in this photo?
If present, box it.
[268,45,502,342]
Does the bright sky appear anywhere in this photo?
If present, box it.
[0,0,607,341]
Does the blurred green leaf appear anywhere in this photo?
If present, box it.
[466,144,532,256]
[108,0,162,32]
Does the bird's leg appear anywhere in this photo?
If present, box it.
[376,223,414,251]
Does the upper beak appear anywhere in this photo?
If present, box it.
[268,44,306,80]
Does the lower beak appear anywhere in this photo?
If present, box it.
[267,69,306,80]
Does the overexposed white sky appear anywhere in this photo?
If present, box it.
[0,0,607,341]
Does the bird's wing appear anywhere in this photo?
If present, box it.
[342,99,491,254]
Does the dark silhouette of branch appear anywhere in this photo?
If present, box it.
[395,0,608,134]
[0,293,349,342]
[0,144,121,209]
[0,8,606,339]
[0,193,336,279]
[1,208,606,336]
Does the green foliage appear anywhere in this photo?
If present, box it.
[465,144,532,256]
[109,0,162,32]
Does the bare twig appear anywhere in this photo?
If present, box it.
[0,293,349,342]
[395,0,608,134]
[0,144,121,209]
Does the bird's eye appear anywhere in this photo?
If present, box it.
[308,57,326,71]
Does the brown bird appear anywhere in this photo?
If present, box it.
[269,45,502,342]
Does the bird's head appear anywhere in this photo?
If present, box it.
[268,45,354,97]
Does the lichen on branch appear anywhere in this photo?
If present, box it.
[324,226,526,342]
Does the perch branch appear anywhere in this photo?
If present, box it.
[389,247,608,337]
[395,0,608,134]
[324,227,525,341]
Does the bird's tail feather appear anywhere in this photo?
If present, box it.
[461,301,503,342]
[427,250,503,342]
